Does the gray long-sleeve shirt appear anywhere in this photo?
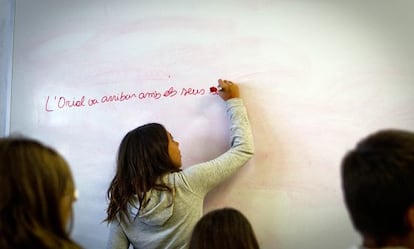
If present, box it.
[106,98,254,249]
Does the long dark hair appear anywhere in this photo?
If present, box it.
[0,138,81,249]
[189,208,260,249]
[105,123,180,222]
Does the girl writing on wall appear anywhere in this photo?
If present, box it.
[104,79,254,249]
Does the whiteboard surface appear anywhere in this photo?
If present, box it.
[0,0,14,136]
[11,1,414,249]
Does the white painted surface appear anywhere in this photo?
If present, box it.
[10,1,414,248]
[0,0,14,136]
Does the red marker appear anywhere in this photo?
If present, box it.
[209,86,223,94]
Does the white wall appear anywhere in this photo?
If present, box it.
[0,0,14,136]
[10,1,414,249]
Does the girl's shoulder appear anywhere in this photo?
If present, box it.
[163,170,197,191]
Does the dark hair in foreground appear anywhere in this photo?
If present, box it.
[105,123,180,222]
[189,207,260,249]
[341,129,414,247]
[0,137,81,249]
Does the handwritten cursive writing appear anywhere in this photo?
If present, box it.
[44,86,208,112]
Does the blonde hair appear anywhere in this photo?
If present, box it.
[0,137,82,249]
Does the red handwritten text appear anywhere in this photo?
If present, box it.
[101,92,137,103]
[45,96,86,112]
[164,87,177,97]
[44,86,209,112]
[180,88,205,96]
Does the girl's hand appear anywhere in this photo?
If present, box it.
[218,79,240,101]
